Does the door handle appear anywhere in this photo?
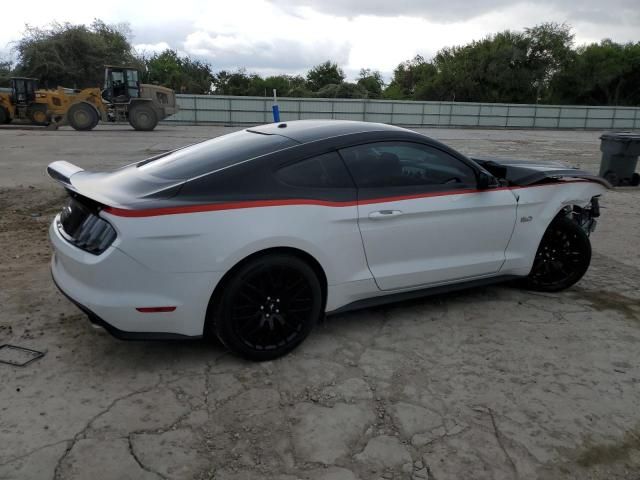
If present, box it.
[369,210,403,219]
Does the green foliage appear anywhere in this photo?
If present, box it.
[547,40,640,105]
[384,23,579,104]
[315,82,368,99]
[385,56,437,99]
[14,20,138,88]
[357,69,385,98]
[0,60,12,87]
[143,49,213,94]
[306,61,345,91]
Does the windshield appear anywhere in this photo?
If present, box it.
[137,130,298,180]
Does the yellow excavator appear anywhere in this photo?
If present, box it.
[0,66,178,131]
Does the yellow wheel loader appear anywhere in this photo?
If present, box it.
[0,67,178,131]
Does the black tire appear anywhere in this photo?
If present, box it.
[128,104,158,131]
[524,216,591,292]
[631,173,640,187]
[0,106,9,124]
[211,254,323,361]
[68,103,98,131]
[28,104,50,126]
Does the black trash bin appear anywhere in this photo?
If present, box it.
[599,132,640,186]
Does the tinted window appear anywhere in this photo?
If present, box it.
[276,152,354,188]
[340,142,476,188]
[137,130,298,180]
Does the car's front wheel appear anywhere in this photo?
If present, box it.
[524,216,591,292]
[212,254,323,361]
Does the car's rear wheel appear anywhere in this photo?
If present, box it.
[524,216,591,292]
[212,254,323,361]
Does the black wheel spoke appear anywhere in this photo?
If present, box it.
[226,261,318,353]
[528,218,590,291]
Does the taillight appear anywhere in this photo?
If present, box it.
[58,199,116,255]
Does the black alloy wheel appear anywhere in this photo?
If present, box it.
[213,254,323,361]
[524,216,591,292]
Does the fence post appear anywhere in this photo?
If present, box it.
[363,100,367,122]
[331,99,335,120]
[390,101,395,125]
[634,107,639,130]
[193,96,198,126]
[227,98,232,125]
[421,102,426,127]
[505,105,510,128]
[611,107,617,129]
[584,107,589,130]
[263,98,267,123]
[476,104,481,127]
[556,107,562,128]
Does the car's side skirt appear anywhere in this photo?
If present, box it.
[327,274,520,315]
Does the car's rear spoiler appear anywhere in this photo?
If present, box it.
[47,161,84,189]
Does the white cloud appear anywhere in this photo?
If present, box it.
[134,42,171,56]
[0,0,637,80]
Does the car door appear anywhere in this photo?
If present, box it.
[339,141,518,291]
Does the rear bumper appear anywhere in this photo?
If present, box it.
[51,273,197,340]
[49,218,222,338]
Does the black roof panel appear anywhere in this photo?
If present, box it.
[248,120,408,143]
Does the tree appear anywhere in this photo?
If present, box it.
[0,60,12,87]
[315,82,368,99]
[13,20,139,88]
[427,31,535,103]
[143,49,213,94]
[384,56,437,100]
[306,61,345,91]
[548,41,640,105]
[357,69,384,98]
[524,23,574,102]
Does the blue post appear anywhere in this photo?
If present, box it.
[272,89,280,123]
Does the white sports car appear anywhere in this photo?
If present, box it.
[48,120,608,360]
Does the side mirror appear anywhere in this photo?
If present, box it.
[477,171,494,190]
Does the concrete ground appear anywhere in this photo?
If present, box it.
[0,124,639,480]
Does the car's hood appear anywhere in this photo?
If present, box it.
[471,156,611,189]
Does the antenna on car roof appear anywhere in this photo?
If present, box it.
[272,89,281,123]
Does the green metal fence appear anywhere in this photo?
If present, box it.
[167,95,640,130]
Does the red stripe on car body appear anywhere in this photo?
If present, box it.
[103,181,587,218]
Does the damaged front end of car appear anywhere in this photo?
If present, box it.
[473,156,608,236]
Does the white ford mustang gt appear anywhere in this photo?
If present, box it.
[48,120,608,360]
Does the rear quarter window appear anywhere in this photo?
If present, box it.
[276,152,354,188]
[137,130,298,180]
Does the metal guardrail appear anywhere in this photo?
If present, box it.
[164,95,640,130]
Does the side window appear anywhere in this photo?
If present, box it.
[339,142,477,189]
[276,151,354,188]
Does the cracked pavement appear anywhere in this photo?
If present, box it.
[1,125,639,479]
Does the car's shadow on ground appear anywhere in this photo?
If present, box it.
[75,281,541,370]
